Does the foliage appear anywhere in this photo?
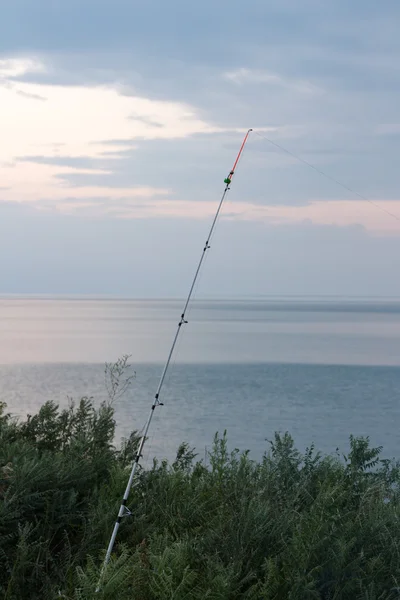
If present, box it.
[0,362,400,599]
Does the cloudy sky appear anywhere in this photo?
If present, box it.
[1,0,400,297]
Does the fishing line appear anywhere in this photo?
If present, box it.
[254,130,400,223]
[96,129,253,590]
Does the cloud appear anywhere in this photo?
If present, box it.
[2,160,170,204]
[128,113,164,128]
[224,68,323,96]
[2,199,400,298]
[15,89,47,101]
[1,0,400,300]
[0,58,221,159]
[0,58,45,78]
[0,58,228,207]
[375,124,400,136]
[21,188,400,237]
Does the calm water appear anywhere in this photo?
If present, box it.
[1,297,400,460]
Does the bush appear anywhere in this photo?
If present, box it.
[0,360,399,599]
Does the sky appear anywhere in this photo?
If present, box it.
[1,0,400,297]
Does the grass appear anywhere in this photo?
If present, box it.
[1,357,399,599]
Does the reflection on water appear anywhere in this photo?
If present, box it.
[1,297,400,365]
[1,298,400,460]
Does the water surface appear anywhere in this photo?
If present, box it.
[1,297,399,460]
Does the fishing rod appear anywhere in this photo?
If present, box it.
[97,128,253,588]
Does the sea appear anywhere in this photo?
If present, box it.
[1,296,400,462]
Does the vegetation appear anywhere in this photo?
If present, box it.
[1,358,400,599]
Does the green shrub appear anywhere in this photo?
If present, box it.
[0,360,399,599]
